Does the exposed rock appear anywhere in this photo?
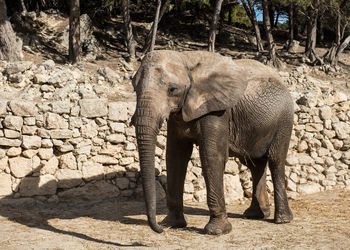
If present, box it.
[92,155,119,165]
[106,134,126,144]
[0,173,12,196]
[55,169,82,188]
[3,115,23,131]
[9,100,37,116]
[19,175,57,196]
[58,181,120,201]
[0,138,22,147]
[22,135,41,149]
[82,161,104,181]
[97,67,121,85]
[224,175,244,203]
[6,147,21,157]
[5,61,33,75]
[9,156,32,178]
[297,183,322,195]
[40,157,58,175]
[60,152,77,170]
[38,148,54,160]
[79,99,108,118]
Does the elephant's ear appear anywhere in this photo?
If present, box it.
[182,62,247,122]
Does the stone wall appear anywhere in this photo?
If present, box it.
[0,61,349,204]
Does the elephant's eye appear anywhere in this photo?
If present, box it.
[168,86,179,96]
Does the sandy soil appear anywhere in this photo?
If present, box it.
[0,190,349,250]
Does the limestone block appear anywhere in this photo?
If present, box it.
[3,115,23,131]
[4,129,21,138]
[50,129,73,139]
[57,144,74,153]
[40,157,59,175]
[333,122,350,140]
[22,125,37,135]
[109,122,125,133]
[37,128,51,139]
[106,134,126,144]
[224,174,244,203]
[41,139,53,148]
[81,120,98,138]
[79,99,108,118]
[116,177,129,190]
[225,160,239,174]
[9,157,32,178]
[22,135,41,149]
[52,100,71,114]
[119,157,134,166]
[60,152,77,170]
[297,183,322,195]
[9,100,37,116]
[23,117,36,126]
[19,175,57,196]
[55,169,82,188]
[108,102,129,122]
[92,155,118,165]
[58,181,120,201]
[82,162,104,181]
[46,112,68,129]
[0,100,8,116]
[0,156,8,171]
[38,148,53,160]
[6,147,21,157]
[69,117,83,128]
[5,61,33,75]
[0,173,12,196]
[319,106,332,120]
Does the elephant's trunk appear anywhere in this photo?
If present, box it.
[134,99,163,233]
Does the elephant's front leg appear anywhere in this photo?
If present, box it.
[162,119,193,228]
[199,111,232,235]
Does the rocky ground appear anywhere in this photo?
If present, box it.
[0,190,349,249]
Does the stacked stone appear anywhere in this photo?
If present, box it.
[0,61,349,204]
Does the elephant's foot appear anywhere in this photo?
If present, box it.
[204,217,232,235]
[274,208,293,224]
[243,205,270,219]
[161,212,187,228]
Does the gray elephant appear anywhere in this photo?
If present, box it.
[131,50,294,235]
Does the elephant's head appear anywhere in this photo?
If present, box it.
[132,50,247,233]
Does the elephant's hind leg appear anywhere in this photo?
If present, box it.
[243,157,271,219]
[268,130,293,224]
[161,119,193,228]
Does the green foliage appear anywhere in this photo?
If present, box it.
[228,5,252,26]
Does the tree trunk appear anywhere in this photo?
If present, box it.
[149,0,162,52]
[288,1,294,49]
[208,0,224,52]
[262,0,278,67]
[268,2,274,28]
[142,0,170,53]
[330,35,350,66]
[19,0,27,12]
[121,0,136,58]
[69,0,80,64]
[305,0,318,62]
[241,0,264,52]
[0,0,22,61]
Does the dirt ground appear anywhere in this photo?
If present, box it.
[0,190,349,250]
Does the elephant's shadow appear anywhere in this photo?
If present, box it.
[0,192,255,244]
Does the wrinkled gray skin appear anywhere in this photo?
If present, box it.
[132,50,294,235]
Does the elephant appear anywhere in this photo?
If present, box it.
[131,50,294,235]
